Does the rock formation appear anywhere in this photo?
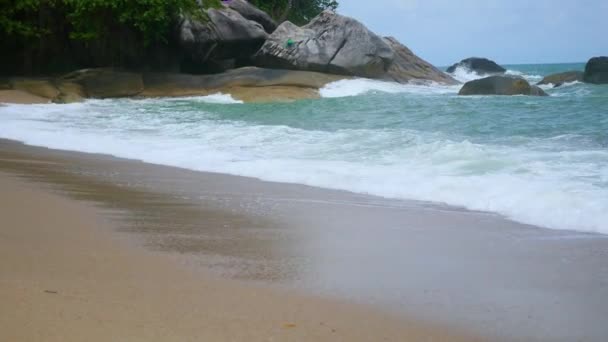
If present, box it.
[254,10,394,78]
[382,37,458,85]
[537,71,583,87]
[447,57,506,75]
[583,57,608,84]
[459,76,548,96]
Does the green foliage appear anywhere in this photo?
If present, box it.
[0,0,52,38]
[64,0,200,44]
[250,0,339,25]
[0,0,202,44]
[0,0,341,44]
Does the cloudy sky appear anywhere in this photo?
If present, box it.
[337,0,608,66]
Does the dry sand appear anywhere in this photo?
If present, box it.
[0,171,478,341]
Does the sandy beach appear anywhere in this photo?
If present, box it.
[0,141,480,341]
[1,139,607,342]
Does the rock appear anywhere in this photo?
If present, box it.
[458,76,548,96]
[61,69,144,98]
[9,79,60,99]
[583,56,608,84]
[447,57,506,75]
[140,67,345,102]
[54,81,86,103]
[225,0,277,33]
[382,37,458,85]
[537,71,583,87]
[178,7,268,70]
[254,10,394,78]
[0,90,51,104]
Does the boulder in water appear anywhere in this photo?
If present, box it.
[537,71,583,87]
[447,57,506,75]
[254,10,394,78]
[583,56,608,84]
[458,76,548,96]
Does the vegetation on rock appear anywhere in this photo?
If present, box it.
[0,0,339,75]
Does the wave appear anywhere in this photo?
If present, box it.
[320,78,459,97]
[449,66,543,84]
[1,100,606,235]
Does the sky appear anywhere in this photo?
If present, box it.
[337,0,608,66]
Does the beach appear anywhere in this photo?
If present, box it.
[0,140,481,342]
[1,139,607,341]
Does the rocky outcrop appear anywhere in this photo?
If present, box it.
[0,67,346,104]
[9,79,60,99]
[459,76,548,96]
[583,56,608,84]
[141,67,345,102]
[225,0,277,33]
[61,69,144,98]
[537,71,583,87]
[254,10,394,79]
[382,37,458,85]
[447,57,506,75]
[178,7,268,72]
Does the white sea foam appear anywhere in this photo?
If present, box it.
[320,78,458,98]
[1,99,606,235]
[169,93,244,104]
[449,66,543,84]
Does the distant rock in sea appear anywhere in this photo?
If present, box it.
[459,76,548,96]
[537,71,583,88]
[447,57,506,75]
[583,56,608,84]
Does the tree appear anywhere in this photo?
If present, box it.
[250,0,339,25]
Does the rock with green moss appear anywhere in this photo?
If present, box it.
[459,76,548,96]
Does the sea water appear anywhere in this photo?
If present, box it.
[1,63,607,234]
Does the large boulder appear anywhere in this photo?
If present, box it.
[224,0,277,33]
[459,76,548,96]
[9,79,60,99]
[61,69,144,98]
[178,7,268,72]
[583,56,608,84]
[447,57,506,75]
[140,67,344,98]
[382,37,458,85]
[254,10,394,78]
[537,71,583,87]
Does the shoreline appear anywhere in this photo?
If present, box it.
[1,139,607,341]
[0,146,480,341]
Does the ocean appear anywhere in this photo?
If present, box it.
[1,63,607,234]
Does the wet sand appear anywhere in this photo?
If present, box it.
[0,151,478,341]
[1,139,607,341]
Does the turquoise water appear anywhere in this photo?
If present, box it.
[1,63,607,233]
